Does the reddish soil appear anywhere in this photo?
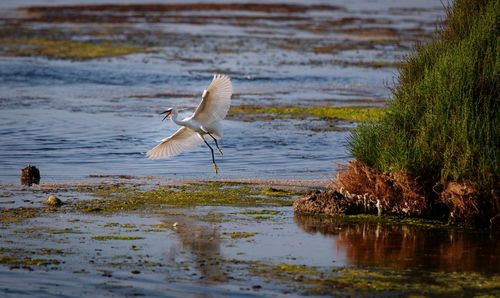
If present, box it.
[294,161,500,227]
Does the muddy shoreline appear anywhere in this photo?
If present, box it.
[1,177,499,297]
[294,161,500,228]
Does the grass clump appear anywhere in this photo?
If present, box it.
[349,0,499,192]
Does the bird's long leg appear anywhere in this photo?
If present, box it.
[201,135,218,174]
[206,132,223,156]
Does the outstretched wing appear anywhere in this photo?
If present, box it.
[193,74,232,123]
[146,127,203,160]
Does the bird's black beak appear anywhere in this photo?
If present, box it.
[160,108,173,121]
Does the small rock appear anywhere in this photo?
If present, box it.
[20,165,40,186]
[44,195,63,207]
[131,270,141,274]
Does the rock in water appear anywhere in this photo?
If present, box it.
[44,195,63,207]
[20,165,40,186]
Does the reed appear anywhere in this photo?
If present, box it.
[349,0,499,191]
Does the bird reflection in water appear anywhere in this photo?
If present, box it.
[294,215,500,273]
[164,217,228,282]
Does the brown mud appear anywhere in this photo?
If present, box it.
[294,161,500,227]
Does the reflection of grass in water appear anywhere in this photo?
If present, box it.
[230,105,385,122]
[0,38,143,60]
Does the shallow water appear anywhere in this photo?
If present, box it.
[0,186,498,297]
[0,0,443,183]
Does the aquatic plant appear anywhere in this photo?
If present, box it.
[0,38,143,60]
[230,105,385,122]
[75,182,294,213]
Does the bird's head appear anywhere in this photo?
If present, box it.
[160,108,173,121]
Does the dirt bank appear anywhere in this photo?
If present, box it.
[294,161,500,227]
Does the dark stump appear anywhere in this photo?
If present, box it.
[20,165,40,186]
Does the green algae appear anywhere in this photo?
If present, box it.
[192,212,227,223]
[0,255,60,267]
[44,228,83,234]
[92,235,144,241]
[306,268,500,296]
[254,216,274,220]
[142,229,164,233]
[226,231,256,239]
[260,187,296,197]
[230,105,385,123]
[0,247,11,254]
[75,182,294,214]
[334,60,401,69]
[241,209,281,215]
[18,227,83,235]
[245,261,500,296]
[38,248,67,255]
[103,223,137,229]
[0,207,41,224]
[0,38,143,60]
[252,263,319,277]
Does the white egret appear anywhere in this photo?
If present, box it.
[146,74,232,173]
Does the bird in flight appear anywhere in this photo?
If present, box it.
[146,74,232,173]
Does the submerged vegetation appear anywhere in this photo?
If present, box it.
[230,105,385,123]
[0,256,60,267]
[0,38,142,60]
[311,0,500,225]
[92,235,144,241]
[75,182,295,213]
[247,261,500,296]
[0,207,41,224]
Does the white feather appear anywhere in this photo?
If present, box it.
[193,74,232,123]
[146,127,203,160]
